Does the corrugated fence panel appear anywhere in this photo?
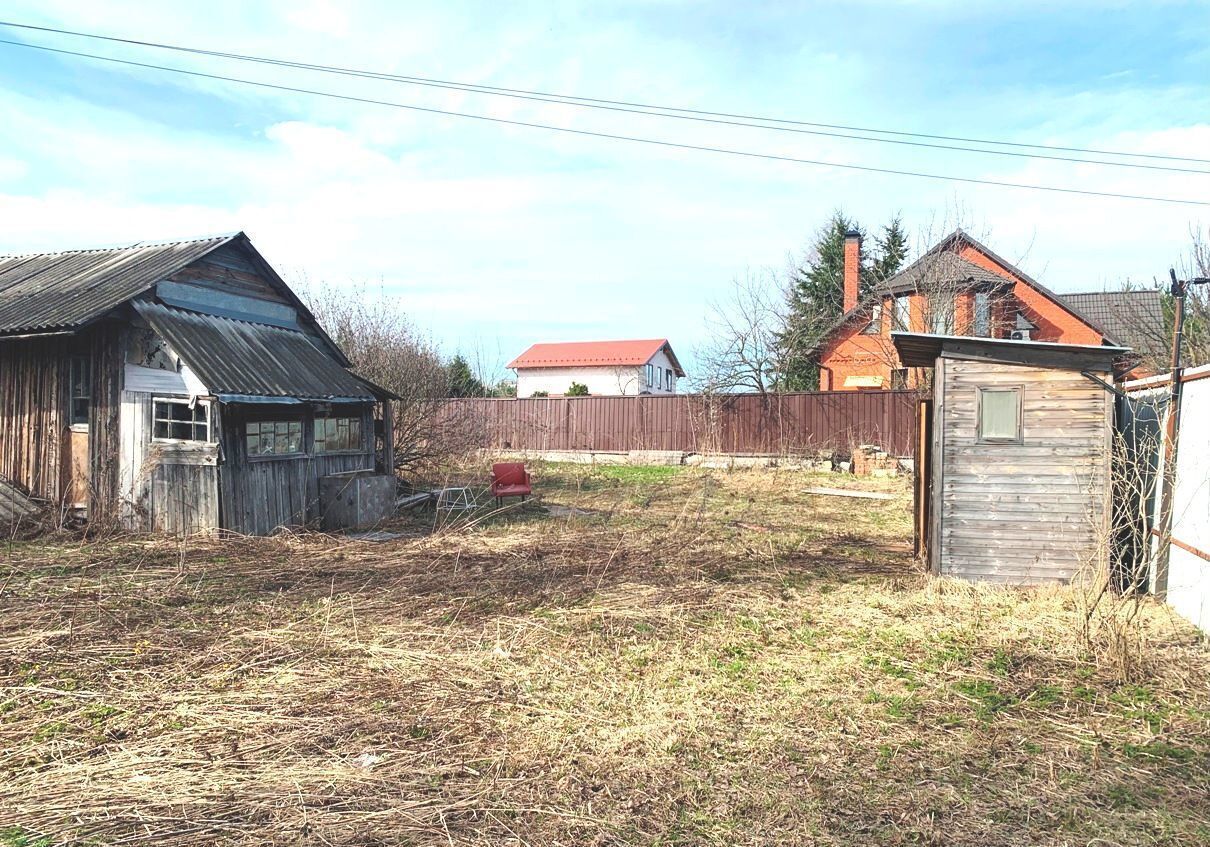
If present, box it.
[442,391,916,456]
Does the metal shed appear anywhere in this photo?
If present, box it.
[894,332,1128,584]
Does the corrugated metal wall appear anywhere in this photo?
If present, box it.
[443,391,917,456]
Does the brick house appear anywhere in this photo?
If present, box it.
[813,229,1159,391]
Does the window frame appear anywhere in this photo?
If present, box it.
[244,418,306,460]
[893,295,912,332]
[665,369,673,391]
[151,397,212,444]
[973,292,992,337]
[69,356,91,427]
[645,363,655,391]
[930,302,954,335]
[976,386,1024,444]
[313,413,366,455]
[861,302,883,335]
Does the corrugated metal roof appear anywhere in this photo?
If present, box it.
[508,339,685,375]
[135,301,375,401]
[891,331,1129,369]
[0,234,238,335]
[1059,290,1166,360]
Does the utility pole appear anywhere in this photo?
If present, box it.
[1154,270,1210,598]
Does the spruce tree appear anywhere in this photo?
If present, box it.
[776,211,910,391]
[872,215,910,283]
[446,354,486,397]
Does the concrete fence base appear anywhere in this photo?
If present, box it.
[486,448,912,476]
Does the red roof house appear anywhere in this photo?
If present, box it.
[508,339,685,397]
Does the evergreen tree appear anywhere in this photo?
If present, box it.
[446,354,486,397]
[776,211,910,391]
[871,215,910,283]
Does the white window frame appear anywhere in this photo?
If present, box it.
[665,369,673,391]
[151,397,211,444]
[245,419,306,459]
[894,295,911,331]
[646,363,655,390]
[974,292,992,337]
[862,302,882,335]
[976,386,1023,444]
[313,413,365,454]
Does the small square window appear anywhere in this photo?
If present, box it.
[978,387,1022,442]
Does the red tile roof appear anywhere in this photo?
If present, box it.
[508,339,683,374]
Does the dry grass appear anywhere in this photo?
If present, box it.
[1,464,1207,846]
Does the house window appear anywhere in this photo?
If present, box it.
[977,387,1022,443]
[890,368,909,390]
[246,420,303,457]
[646,364,655,390]
[665,369,673,391]
[314,415,363,453]
[862,302,882,335]
[930,303,954,335]
[974,292,991,337]
[69,356,90,426]
[894,295,911,331]
[153,398,210,442]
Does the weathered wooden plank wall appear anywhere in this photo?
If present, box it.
[0,337,69,502]
[218,403,375,536]
[937,360,1112,584]
[441,391,917,456]
[88,326,125,521]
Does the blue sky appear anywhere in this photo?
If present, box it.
[1,1,1208,381]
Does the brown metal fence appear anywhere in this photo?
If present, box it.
[441,391,917,456]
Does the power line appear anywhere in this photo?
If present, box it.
[3,18,1209,170]
[2,37,1208,207]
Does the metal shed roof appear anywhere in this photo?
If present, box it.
[0,234,238,335]
[891,331,1130,371]
[135,301,376,401]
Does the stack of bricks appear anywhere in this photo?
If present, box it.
[850,444,899,477]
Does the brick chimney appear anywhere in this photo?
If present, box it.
[843,229,861,313]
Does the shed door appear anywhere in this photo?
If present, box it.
[913,398,933,561]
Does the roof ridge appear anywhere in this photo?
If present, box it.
[0,231,241,261]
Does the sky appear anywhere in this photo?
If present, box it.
[1,1,1208,382]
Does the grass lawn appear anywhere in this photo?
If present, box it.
[1,463,1207,846]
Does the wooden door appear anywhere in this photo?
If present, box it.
[913,398,933,561]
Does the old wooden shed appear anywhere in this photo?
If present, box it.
[894,332,1127,584]
[0,232,395,535]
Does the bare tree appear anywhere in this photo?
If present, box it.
[695,269,786,395]
[298,279,464,473]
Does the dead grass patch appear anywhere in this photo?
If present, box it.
[0,466,1206,845]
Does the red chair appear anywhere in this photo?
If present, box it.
[491,462,533,506]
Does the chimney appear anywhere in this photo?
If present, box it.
[843,229,861,313]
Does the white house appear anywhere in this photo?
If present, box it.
[508,339,685,398]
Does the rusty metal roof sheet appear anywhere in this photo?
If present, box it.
[135,301,375,401]
[0,234,239,335]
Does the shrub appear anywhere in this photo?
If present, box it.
[567,382,589,396]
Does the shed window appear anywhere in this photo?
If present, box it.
[69,356,91,426]
[977,387,1022,442]
[153,398,210,442]
[246,420,303,457]
[314,415,363,453]
[862,302,882,334]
